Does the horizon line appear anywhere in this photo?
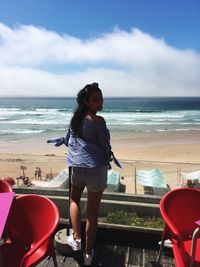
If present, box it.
[1,95,200,98]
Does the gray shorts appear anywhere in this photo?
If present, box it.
[71,166,107,192]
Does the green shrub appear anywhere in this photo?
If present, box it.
[101,211,164,229]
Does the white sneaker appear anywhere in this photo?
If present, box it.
[84,249,94,266]
[67,234,81,251]
[158,239,172,248]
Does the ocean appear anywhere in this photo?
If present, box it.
[0,97,200,145]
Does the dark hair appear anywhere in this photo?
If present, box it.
[70,83,101,136]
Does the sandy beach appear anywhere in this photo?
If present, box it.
[1,130,200,194]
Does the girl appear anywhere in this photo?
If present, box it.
[66,82,112,265]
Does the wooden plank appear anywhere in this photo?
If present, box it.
[36,241,175,267]
[144,248,158,266]
[144,247,175,267]
[93,243,115,266]
[56,251,83,267]
[128,246,143,266]
[161,249,175,267]
[110,245,127,267]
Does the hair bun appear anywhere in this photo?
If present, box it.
[91,82,99,88]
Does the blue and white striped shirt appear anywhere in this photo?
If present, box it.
[66,119,112,168]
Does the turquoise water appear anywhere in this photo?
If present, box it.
[0,97,200,143]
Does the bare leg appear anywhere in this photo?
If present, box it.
[70,185,84,240]
[85,190,103,254]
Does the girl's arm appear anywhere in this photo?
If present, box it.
[65,127,70,146]
[96,118,112,160]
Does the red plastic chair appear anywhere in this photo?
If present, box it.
[0,179,13,192]
[156,187,200,267]
[1,194,60,267]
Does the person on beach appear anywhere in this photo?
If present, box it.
[38,167,42,180]
[66,82,112,266]
[34,167,38,179]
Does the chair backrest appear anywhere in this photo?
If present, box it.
[6,194,59,247]
[18,194,59,241]
[160,188,200,239]
[0,179,13,192]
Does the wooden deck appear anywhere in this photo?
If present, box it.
[37,227,175,267]
[38,244,174,267]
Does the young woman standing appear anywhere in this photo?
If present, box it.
[66,83,112,265]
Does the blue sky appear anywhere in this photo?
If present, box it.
[0,0,199,96]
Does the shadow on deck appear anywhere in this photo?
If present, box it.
[37,225,175,267]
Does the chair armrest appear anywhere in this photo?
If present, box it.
[20,232,54,266]
[189,220,200,267]
[164,216,183,244]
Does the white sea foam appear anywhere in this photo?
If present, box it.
[0,129,45,134]
[0,97,200,143]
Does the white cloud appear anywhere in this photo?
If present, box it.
[0,22,200,96]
